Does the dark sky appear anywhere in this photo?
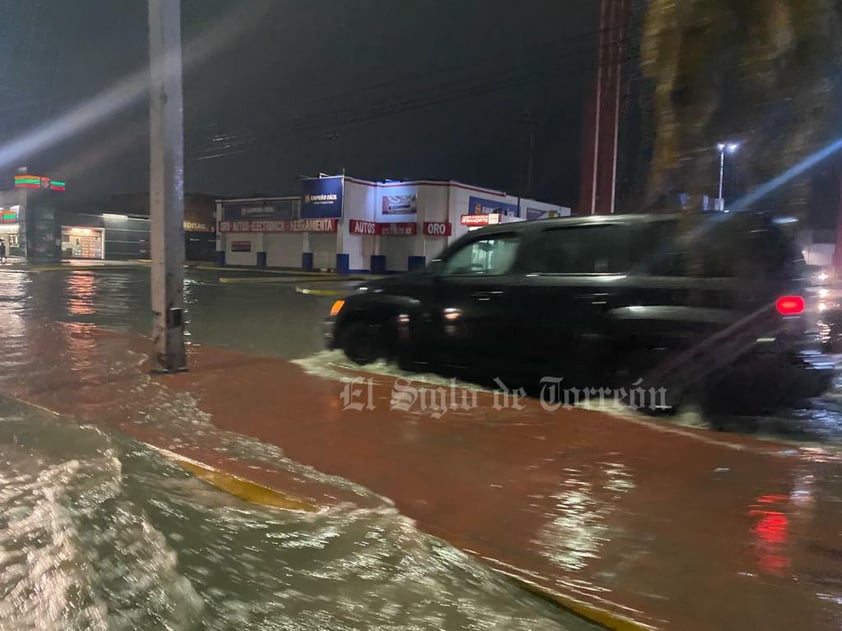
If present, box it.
[0,0,595,206]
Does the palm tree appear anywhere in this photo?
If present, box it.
[641,0,842,214]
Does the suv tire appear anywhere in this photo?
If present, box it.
[342,320,387,365]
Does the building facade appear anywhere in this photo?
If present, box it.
[0,178,217,262]
[217,176,570,272]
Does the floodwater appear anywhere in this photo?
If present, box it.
[0,269,597,631]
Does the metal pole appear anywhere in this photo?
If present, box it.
[718,148,725,201]
[590,0,608,214]
[149,0,187,373]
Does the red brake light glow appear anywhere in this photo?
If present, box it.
[775,295,805,316]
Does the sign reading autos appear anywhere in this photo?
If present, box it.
[301,176,344,219]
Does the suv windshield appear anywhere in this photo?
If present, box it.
[441,234,520,276]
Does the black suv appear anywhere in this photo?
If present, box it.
[325,213,830,412]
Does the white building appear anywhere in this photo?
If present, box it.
[216,175,570,273]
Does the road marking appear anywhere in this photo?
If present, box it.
[296,286,344,296]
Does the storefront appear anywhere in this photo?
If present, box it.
[0,205,21,253]
[61,226,105,259]
[215,175,570,272]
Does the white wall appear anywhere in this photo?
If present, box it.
[804,243,835,267]
[225,233,259,266]
[311,233,337,270]
[417,183,451,263]
[265,233,304,268]
[340,179,377,271]
[376,182,416,271]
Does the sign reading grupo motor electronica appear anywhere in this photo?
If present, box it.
[300,176,344,219]
[218,218,338,233]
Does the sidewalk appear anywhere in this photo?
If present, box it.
[3,321,842,631]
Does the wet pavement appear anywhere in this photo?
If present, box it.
[0,269,594,631]
[0,400,583,631]
[2,267,842,630]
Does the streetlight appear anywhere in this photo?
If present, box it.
[716,142,739,211]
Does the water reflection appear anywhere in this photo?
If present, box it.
[748,493,792,576]
[65,272,97,316]
[536,461,634,572]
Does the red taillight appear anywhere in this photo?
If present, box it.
[776,295,805,316]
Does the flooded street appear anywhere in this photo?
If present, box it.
[0,268,598,630]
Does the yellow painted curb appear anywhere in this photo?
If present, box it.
[194,264,336,276]
[295,287,344,296]
[501,571,656,631]
[148,446,318,513]
[219,276,315,284]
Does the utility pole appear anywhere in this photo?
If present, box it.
[148,0,187,373]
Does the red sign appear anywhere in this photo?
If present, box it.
[349,219,378,235]
[219,218,338,233]
[460,213,500,227]
[348,220,418,236]
[231,241,252,252]
[423,221,452,237]
[380,222,417,237]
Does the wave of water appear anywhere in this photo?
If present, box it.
[0,401,587,631]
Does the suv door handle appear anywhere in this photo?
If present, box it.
[578,292,611,306]
[472,291,504,301]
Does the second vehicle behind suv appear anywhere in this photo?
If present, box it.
[326,213,830,413]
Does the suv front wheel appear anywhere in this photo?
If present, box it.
[341,320,390,365]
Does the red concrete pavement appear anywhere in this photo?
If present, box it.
[3,321,842,630]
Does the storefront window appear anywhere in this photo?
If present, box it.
[62,227,105,259]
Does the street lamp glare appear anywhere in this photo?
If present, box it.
[717,143,725,152]
[727,142,739,153]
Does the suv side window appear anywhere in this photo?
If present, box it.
[524,225,627,274]
[642,220,737,277]
[441,234,520,276]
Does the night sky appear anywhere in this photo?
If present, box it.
[0,1,594,205]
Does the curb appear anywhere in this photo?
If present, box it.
[295,286,345,296]
[1,390,645,630]
[145,446,319,513]
[498,570,656,631]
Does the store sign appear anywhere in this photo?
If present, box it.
[423,221,452,236]
[349,220,417,236]
[468,196,518,217]
[219,218,338,233]
[183,221,215,233]
[231,241,252,252]
[526,208,562,220]
[381,192,417,216]
[349,219,378,235]
[380,222,417,237]
[222,204,289,223]
[301,176,344,219]
[461,213,500,227]
[14,174,66,191]
[0,210,18,224]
